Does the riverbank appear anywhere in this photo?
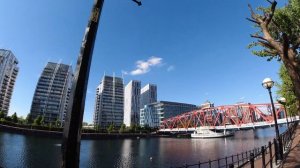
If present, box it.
[0,124,166,139]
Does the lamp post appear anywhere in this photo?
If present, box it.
[262,77,283,160]
[61,0,141,167]
[278,97,292,141]
[277,97,289,128]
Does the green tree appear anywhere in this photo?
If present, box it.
[277,65,299,116]
[107,124,114,133]
[55,118,61,128]
[119,124,126,133]
[11,112,18,123]
[25,114,33,124]
[33,115,43,126]
[17,116,25,124]
[94,124,100,132]
[248,0,300,113]
[129,124,137,133]
[0,111,5,119]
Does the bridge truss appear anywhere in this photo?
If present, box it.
[160,103,287,130]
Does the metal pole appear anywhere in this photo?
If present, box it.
[261,146,266,168]
[268,88,283,160]
[283,105,289,128]
[61,0,104,167]
[250,153,254,168]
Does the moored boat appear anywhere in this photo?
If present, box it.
[191,128,234,138]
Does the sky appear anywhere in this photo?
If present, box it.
[0,0,286,123]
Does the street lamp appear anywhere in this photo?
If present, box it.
[61,0,141,167]
[262,77,283,160]
[277,97,289,128]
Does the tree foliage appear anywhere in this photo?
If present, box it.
[25,114,33,124]
[33,115,44,126]
[277,65,299,115]
[119,124,126,133]
[0,111,4,119]
[55,118,61,128]
[11,112,18,123]
[107,124,114,133]
[248,0,300,113]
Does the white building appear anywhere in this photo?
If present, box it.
[0,49,19,116]
[30,62,73,124]
[124,80,141,127]
[140,84,157,109]
[93,76,124,128]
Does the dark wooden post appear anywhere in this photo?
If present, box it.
[61,0,104,168]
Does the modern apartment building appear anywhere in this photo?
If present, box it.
[30,62,73,124]
[93,75,124,128]
[124,80,141,127]
[0,49,19,116]
[140,84,157,109]
[140,101,197,128]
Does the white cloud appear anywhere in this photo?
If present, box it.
[167,65,175,72]
[130,56,163,75]
[239,96,245,100]
[121,70,128,75]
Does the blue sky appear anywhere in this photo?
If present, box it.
[0,0,285,123]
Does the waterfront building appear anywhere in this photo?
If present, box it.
[140,84,157,108]
[124,80,141,127]
[93,75,124,128]
[0,49,19,116]
[140,101,197,128]
[30,62,73,124]
[200,101,214,109]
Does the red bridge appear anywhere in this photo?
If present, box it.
[159,103,299,132]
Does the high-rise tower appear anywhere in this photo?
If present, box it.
[140,84,157,108]
[93,75,124,128]
[30,62,73,124]
[124,80,141,127]
[0,49,19,116]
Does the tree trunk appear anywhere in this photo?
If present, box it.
[282,57,300,115]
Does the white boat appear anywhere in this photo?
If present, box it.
[191,128,234,138]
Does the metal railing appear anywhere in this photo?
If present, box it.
[171,121,298,168]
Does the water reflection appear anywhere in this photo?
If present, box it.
[0,126,287,168]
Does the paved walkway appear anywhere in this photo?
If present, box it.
[243,125,300,168]
[282,125,300,168]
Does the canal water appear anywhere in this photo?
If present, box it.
[0,126,287,168]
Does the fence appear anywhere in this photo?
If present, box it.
[171,121,298,168]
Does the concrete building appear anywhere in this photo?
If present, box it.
[30,62,73,124]
[0,49,19,116]
[93,75,124,128]
[140,101,197,128]
[140,84,157,108]
[124,80,141,127]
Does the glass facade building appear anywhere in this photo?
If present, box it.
[140,84,157,109]
[93,76,124,128]
[30,62,73,124]
[124,80,141,127]
[140,101,197,128]
[0,49,19,116]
